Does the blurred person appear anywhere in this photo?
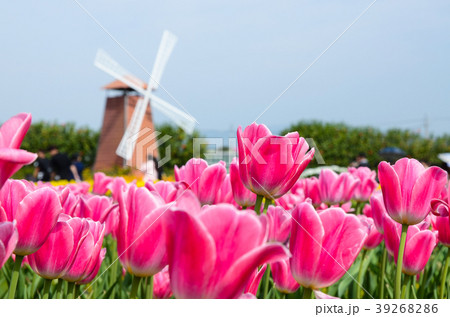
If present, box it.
[349,152,370,168]
[48,146,74,181]
[33,149,51,181]
[71,153,84,181]
[141,154,162,182]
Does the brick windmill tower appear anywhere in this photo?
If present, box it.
[93,31,196,172]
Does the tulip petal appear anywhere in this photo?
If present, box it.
[317,210,367,288]
[0,180,30,220]
[217,243,289,298]
[200,205,266,271]
[403,230,436,275]
[271,259,300,294]
[409,167,448,224]
[290,203,324,288]
[0,221,18,268]
[168,210,217,299]
[14,188,62,255]
[244,264,267,296]
[198,162,227,205]
[378,162,403,223]
[0,113,32,149]
[28,221,74,279]
[127,205,168,276]
[0,149,37,189]
[393,158,423,208]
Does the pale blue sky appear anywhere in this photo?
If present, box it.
[1,1,449,136]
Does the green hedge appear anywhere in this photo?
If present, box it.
[282,121,450,168]
[14,121,99,179]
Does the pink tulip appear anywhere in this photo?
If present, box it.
[107,177,129,202]
[145,181,177,203]
[271,259,300,294]
[297,177,321,206]
[383,216,437,275]
[230,158,257,208]
[215,174,235,205]
[358,215,383,250]
[430,214,450,247]
[59,188,79,217]
[171,187,202,216]
[267,205,291,243]
[65,182,91,195]
[174,158,227,205]
[290,202,368,289]
[378,158,447,225]
[318,169,360,205]
[430,184,449,217]
[0,180,32,221]
[244,264,267,296]
[348,167,378,202]
[77,248,106,285]
[167,204,289,298]
[275,191,305,210]
[0,221,18,268]
[237,123,315,199]
[62,219,105,282]
[3,185,62,256]
[153,266,173,299]
[0,113,37,189]
[93,172,113,195]
[76,195,118,235]
[367,192,388,233]
[117,185,167,277]
[28,216,90,280]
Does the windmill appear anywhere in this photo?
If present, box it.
[93,30,196,172]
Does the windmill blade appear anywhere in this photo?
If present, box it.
[149,30,178,90]
[115,98,148,160]
[94,49,147,95]
[150,95,196,134]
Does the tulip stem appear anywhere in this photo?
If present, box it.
[146,275,154,299]
[418,266,427,299]
[263,198,272,214]
[440,248,450,299]
[401,274,412,299]
[356,249,367,299]
[355,202,363,215]
[42,279,52,299]
[254,195,264,215]
[55,279,63,299]
[67,282,76,299]
[262,264,271,299]
[394,224,408,299]
[74,284,80,299]
[130,276,142,299]
[302,287,312,299]
[8,254,24,299]
[379,245,387,299]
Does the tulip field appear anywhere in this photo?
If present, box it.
[1,113,450,300]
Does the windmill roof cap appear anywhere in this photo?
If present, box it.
[102,78,154,91]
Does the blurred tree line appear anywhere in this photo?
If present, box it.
[156,123,206,175]
[12,120,450,179]
[15,122,99,179]
[283,121,450,168]
[13,121,204,178]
